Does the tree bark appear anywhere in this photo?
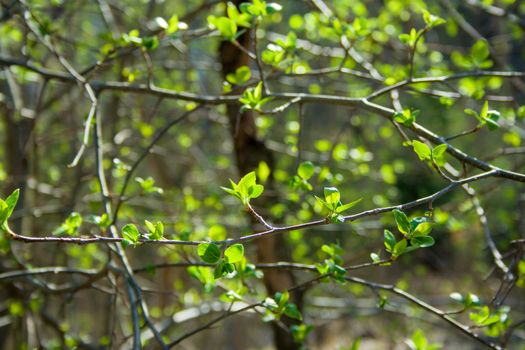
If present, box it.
[218,2,301,349]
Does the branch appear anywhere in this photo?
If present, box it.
[345,276,504,350]
[4,170,499,246]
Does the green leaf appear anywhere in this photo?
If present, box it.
[198,243,221,264]
[422,10,446,28]
[336,198,362,213]
[266,3,283,14]
[213,259,226,279]
[4,189,19,220]
[297,161,315,180]
[413,222,433,236]
[149,221,164,240]
[221,186,240,198]
[517,105,525,119]
[329,214,345,224]
[216,17,237,40]
[471,40,489,64]
[464,108,478,119]
[393,238,407,257]
[393,109,416,126]
[469,306,500,326]
[432,144,448,166]
[432,144,447,158]
[145,220,155,233]
[248,184,264,199]
[226,66,251,85]
[284,303,302,320]
[480,100,489,119]
[384,229,396,252]
[291,324,313,344]
[224,243,244,263]
[393,209,411,235]
[275,290,289,307]
[411,329,428,349]
[0,189,20,228]
[122,224,140,244]
[323,187,340,206]
[0,200,8,228]
[485,110,501,130]
[410,236,435,248]
[238,171,257,192]
[253,81,263,100]
[412,141,431,161]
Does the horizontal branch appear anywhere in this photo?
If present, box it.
[345,276,504,350]
[5,170,497,246]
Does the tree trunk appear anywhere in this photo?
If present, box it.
[218,2,301,349]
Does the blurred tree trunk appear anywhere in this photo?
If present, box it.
[0,79,32,349]
[218,2,301,349]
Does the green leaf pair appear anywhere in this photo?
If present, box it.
[53,212,83,236]
[239,82,273,112]
[393,109,418,126]
[315,187,361,224]
[263,290,302,321]
[122,223,141,246]
[464,100,501,131]
[226,66,251,85]
[290,161,315,191]
[316,243,346,283]
[135,176,164,194]
[451,40,492,69]
[144,220,164,240]
[422,10,446,28]
[385,210,435,259]
[197,242,245,279]
[221,171,264,206]
[240,0,282,17]
[408,329,442,350]
[412,141,448,167]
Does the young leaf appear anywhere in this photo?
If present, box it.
[297,161,315,180]
[412,141,431,161]
[215,17,237,40]
[432,144,448,166]
[238,171,257,193]
[393,209,411,235]
[471,40,489,64]
[336,198,362,213]
[384,229,396,252]
[226,66,251,85]
[323,187,340,206]
[410,236,435,248]
[145,220,155,233]
[393,238,407,257]
[149,221,164,240]
[413,222,433,236]
[284,303,302,320]
[248,184,264,199]
[422,10,446,28]
[4,189,19,220]
[198,243,221,264]
[0,189,20,227]
[480,100,489,119]
[224,243,244,263]
[275,290,289,307]
[122,224,140,244]
[0,200,8,227]
[485,110,501,131]
[432,144,447,158]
